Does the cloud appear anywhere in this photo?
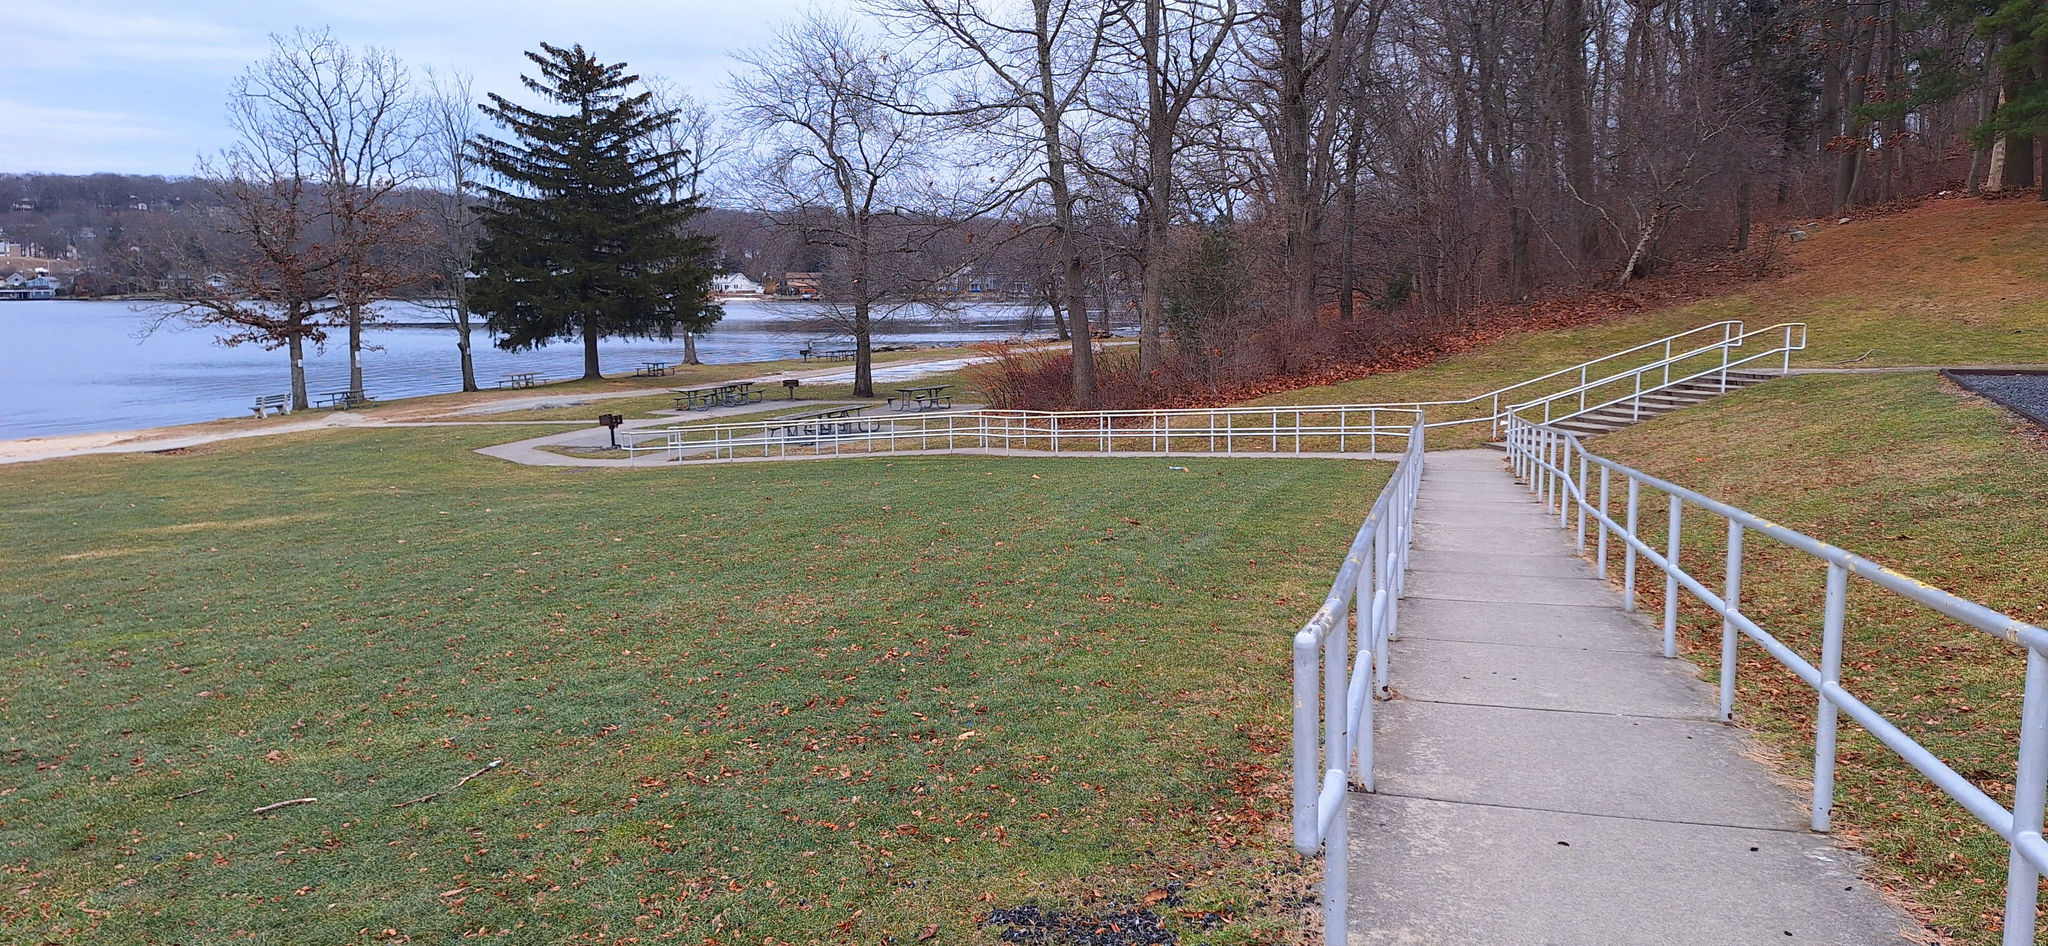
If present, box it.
[3,0,859,175]
[0,98,193,175]
[10,1,262,69]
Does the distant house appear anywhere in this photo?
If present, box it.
[779,272,823,299]
[0,270,60,300]
[711,272,763,296]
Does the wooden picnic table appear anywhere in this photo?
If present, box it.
[772,405,877,440]
[316,389,370,410]
[635,361,672,377]
[672,387,720,411]
[499,372,541,389]
[891,385,953,412]
[672,383,765,411]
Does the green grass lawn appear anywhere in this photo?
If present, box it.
[0,425,1384,944]
[1589,373,2048,942]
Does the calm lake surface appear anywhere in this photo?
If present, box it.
[0,300,1064,439]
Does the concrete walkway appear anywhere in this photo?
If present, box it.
[1346,449,1922,945]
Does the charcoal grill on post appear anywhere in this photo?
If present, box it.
[597,413,624,449]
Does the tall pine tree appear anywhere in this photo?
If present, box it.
[469,43,719,380]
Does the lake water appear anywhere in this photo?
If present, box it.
[0,299,1066,439]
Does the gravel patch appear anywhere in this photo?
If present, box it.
[1945,370,2048,430]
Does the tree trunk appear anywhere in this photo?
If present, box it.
[853,298,874,399]
[456,312,478,392]
[1735,177,1752,251]
[1035,0,1095,405]
[1137,0,1168,376]
[1275,0,1317,325]
[288,317,309,411]
[348,302,366,398]
[1510,204,1534,297]
[582,319,602,380]
[2038,40,2048,199]
[1559,0,1599,266]
[1832,16,1874,213]
[683,332,700,365]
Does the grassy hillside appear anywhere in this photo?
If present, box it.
[0,428,1384,944]
[1591,373,2048,943]
[1251,198,2048,447]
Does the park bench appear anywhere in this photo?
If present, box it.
[250,393,292,417]
[316,390,370,410]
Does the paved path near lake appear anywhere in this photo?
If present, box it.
[1346,448,1923,945]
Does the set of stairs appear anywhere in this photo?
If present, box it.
[1545,369,1777,436]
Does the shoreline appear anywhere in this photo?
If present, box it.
[0,343,1059,466]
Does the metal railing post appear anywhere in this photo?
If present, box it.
[1812,563,1847,833]
[1291,633,1318,853]
[1596,466,1611,576]
[1721,521,1743,721]
[1576,451,1589,551]
[2000,648,2048,946]
[1560,438,1574,527]
[1326,802,1348,943]
[1663,495,1683,657]
[1623,478,1640,611]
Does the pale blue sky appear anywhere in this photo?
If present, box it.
[1,0,833,175]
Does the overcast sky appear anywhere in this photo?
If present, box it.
[1,0,839,176]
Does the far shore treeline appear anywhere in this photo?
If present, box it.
[0,0,2030,410]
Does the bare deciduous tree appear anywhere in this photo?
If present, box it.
[415,67,482,391]
[734,13,951,398]
[881,0,1116,406]
[237,28,420,400]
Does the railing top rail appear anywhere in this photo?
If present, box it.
[1476,319,1746,400]
[1504,322,1807,414]
[1279,320,1751,415]
[1506,412,2048,655]
[1302,416,1425,637]
[647,405,1428,436]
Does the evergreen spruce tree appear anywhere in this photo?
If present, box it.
[469,43,720,380]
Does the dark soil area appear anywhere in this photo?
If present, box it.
[984,905,1178,946]
[1945,370,2048,430]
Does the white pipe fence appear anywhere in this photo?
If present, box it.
[1506,413,2048,946]
[618,319,1782,467]
[1506,322,1807,427]
[1288,414,1425,944]
[622,404,1423,462]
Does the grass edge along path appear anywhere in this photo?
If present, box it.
[1587,372,2048,944]
[0,423,1387,945]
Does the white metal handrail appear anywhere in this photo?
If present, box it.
[620,404,1424,462]
[1289,413,1425,944]
[1505,413,2048,946]
[1290,320,1750,435]
[611,321,1772,466]
[1506,323,1807,427]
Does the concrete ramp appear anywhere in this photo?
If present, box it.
[1345,449,1921,945]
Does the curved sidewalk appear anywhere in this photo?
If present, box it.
[1346,449,1924,944]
